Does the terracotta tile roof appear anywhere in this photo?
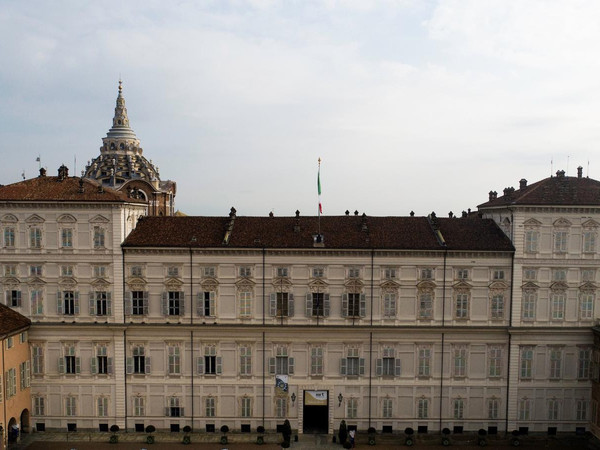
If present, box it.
[0,175,146,204]
[123,214,514,251]
[0,303,31,338]
[478,174,600,208]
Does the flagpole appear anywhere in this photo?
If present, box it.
[317,158,322,237]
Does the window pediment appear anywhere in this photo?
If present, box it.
[452,281,472,291]
[488,281,508,291]
[521,281,539,290]
[89,215,110,224]
[235,278,255,289]
[57,214,77,223]
[272,278,292,289]
[380,280,399,290]
[127,276,147,286]
[417,280,436,290]
[201,279,219,291]
[582,219,600,229]
[344,279,364,290]
[25,214,45,223]
[92,278,110,288]
[523,218,542,227]
[579,281,597,291]
[1,214,18,223]
[2,276,20,286]
[550,281,568,291]
[553,218,572,228]
[27,276,46,286]
[164,277,184,289]
[58,277,78,288]
[308,279,329,291]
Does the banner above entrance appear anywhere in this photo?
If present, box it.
[305,390,328,406]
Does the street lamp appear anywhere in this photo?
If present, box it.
[338,393,344,407]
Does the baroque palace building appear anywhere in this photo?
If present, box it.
[1,84,600,438]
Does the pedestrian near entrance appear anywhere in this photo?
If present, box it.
[349,429,355,448]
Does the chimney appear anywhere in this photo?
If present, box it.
[556,170,565,178]
[410,211,415,217]
[39,168,46,177]
[519,178,527,189]
[78,178,85,193]
[361,213,368,232]
[294,210,300,233]
[577,166,583,178]
[488,191,497,201]
[57,165,69,181]
[448,211,453,218]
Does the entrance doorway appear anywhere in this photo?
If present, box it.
[303,390,328,434]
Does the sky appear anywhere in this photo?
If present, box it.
[1,0,600,217]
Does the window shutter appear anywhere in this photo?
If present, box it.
[15,291,21,307]
[181,407,185,416]
[359,358,365,375]
[143,292,149,315]
[4,291,7,305]
[342,293,348,317]
[390,294,397,316]
[323,293,330,317]
[196,356,204,375]
[288,357,294,375]
[165,407,171,417]
[269,357,276,375]
[107,357,113,374]
[289,294,294,317]
[216,356,222,375]
[209,291,216,316]
[306,293,313,317]
[180,292,185,315]
[107,292,112,315]
[124,292,132,315]
[340,358,347,375]
[89,292,96,316]
[74,291,80,315]
[75,357,81,374]
[91,357,97,374]
[161,292,168,316]
[376,358,382,376]
[360,294,367,317]
[270,293,277,316]
[395,358,402,376]
[145,356,151,374]
[126,357,133,374]
[57,291,63,315]
[58,357,65,374]
[196,293,204,316]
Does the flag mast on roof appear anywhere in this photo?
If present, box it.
[317,157,322,237]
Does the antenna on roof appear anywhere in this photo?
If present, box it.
[36,155,41,169]
[567,155,570,175]
[21,170,25,180]
[550,157,553,176]
[588,159,590,178]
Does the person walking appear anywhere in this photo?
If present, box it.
[349,429,355,448]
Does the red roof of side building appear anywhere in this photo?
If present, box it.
[123,214,514,252]
[0,174,146,204]
[0,303,31,338]
[478,172,600,209]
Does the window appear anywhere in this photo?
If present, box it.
[168,345,182,375]
[270,346,294,375]
[417,398,429,419]
[520,347,533,379]
[30,265,42,276]
[488,398,499,420]
[491,294,504,319]
[457,268,469,280]
[5,367,16,398]
[93,226,105,248]
[453,346,467,377]
[582,269,596,282]
[3,227,15,247]
[91,291,111,316]
[97,397,109,417]
[4,264,16,276]
[348,268,360,278]
[493,269,505,280]
[488,346,503,378]
[129,345,149,374]
[93,265,107,278]
[418,347,431,377]
[347,398,358,419]
[576,400,588,421]
[164,291,183,316]
[311,346,323,376]
[551,292,565,320]
[167,266,180,277]
[92,345,111,375]
[206,397,216,417]
[203,266,216,277]
[583,231,596,253]
[30,227,42,248]
[552,269,567,281]
[270,292,293,317]
[453,399,464,419]
[60,345,80,375]
[32,345,44,374]
[34,396,45,416]
[241,397,252,417]
[418,292,433,319]
[518,398,531,421]
[129,291,148,316]
[580,292,594,320]
[61,228,73,248]
[59,290,79,315]
[548,399,560,420]
[133,396,145,416]
[198,291,216,317]
[19,331,27,343]
[61,265,73,276]
[276,397,287,418]
[312,267,324,278]
[342,293,364,317]
[239,290,252,317]
[167,397,182,417]
[377,347,401,376]
[307,292,329,317]
[130,266,143,277]
[578,348,592,379]
[554,231,568,253]
[524,230,539,253]
[65,396,77,416]
[420,268,433,280]
[240,345,252,376]
[19,361,30,389]
[383,293,397,317]
[384,268,396,279]
[549,348,562,379]
[6,290,21,307]
[341,348,363,376]
[523,268,537,281]
[239,266,252,277]
[382,398,393,418]
[5,336,13,348]
[276,267,288,277]
[200,345,221,375]
[455,293,469,319]
[522,291,536,320]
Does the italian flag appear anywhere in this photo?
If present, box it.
[317,163,322,215]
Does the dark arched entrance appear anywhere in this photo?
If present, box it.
[20,409,30,433]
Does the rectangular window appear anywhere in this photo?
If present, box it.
[239,266,252,277]
[518,398,531,421]
[549,348,562,379]
[19,361,30,389]
[133,397,145,416]
[276,398,287,418]
[383,293,396,317]
[93,291,110,316]
[19,331,27,343]
[380,347,398,376]
[520,347,533,379]
[554,231,568,253]
[419,292,433,319]
[276,267,288,277]
[30,265,42,276]
[97,397,108,417]
[523,268,537,281]
[522,291,536,320]
[583,231,596,253]
[241,397,252,417]
[63,346,79,375]
[133,346,147,374]
[384,268,396,279]
[493,269,505,280]
[167,266,180,277]
[525,230,539,253]
[277,292,289,317]
[312,267,324,278]
[347,398,358,419]
[551,293,566,320]
[453,399,464,419]
[6,290,22,307]
[93,265,107,278]
[346,293,361,317]
[457,268,469,280]
[168,345,181,375]
[6,336,13,349]
[6,367,16,398]
[582,269,596,282]
[4,264,16,276]
[382,398,393,418]
[548,399,560,420]
[455,293,469,319]
[418,347,431,377]
[93,226,105,248]
[3,227,15,247]
[576,400,588,421]
[34,396,45,416]
[62,291,77,315]
[311,346,323,376]
[488,398,499,420]
[203,266,216,277]
[275,347,290,375]
[420,268,433,280]
[453,346,467,377]
[65,396,77,416]
[95,345,109,375]
[345,348,361,376]
[552,269,567,281]
[32,346,44,374]
[204,345,218,375]
[239,291,252,317]
[61,265,73,277]
[491,294,504,319]
[168,291,182,316]
[61,228,73,248]
[198,291,215,317]
[312,292,324,316]
[132,291,147,316]
[168,397,181,417]
[417,398,429,419]
[578,348,592,379]
[130,265,143,277]
[348,268,360,278]
[580,293,594,320]
[206,397,216,417]
[240,346,252,376]
[488,346,502,378]
[30,227,42,248]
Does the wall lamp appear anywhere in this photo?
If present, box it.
[338,393,344,407]
[291,392,296,406]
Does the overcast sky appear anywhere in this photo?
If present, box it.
[1,0,599,217]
